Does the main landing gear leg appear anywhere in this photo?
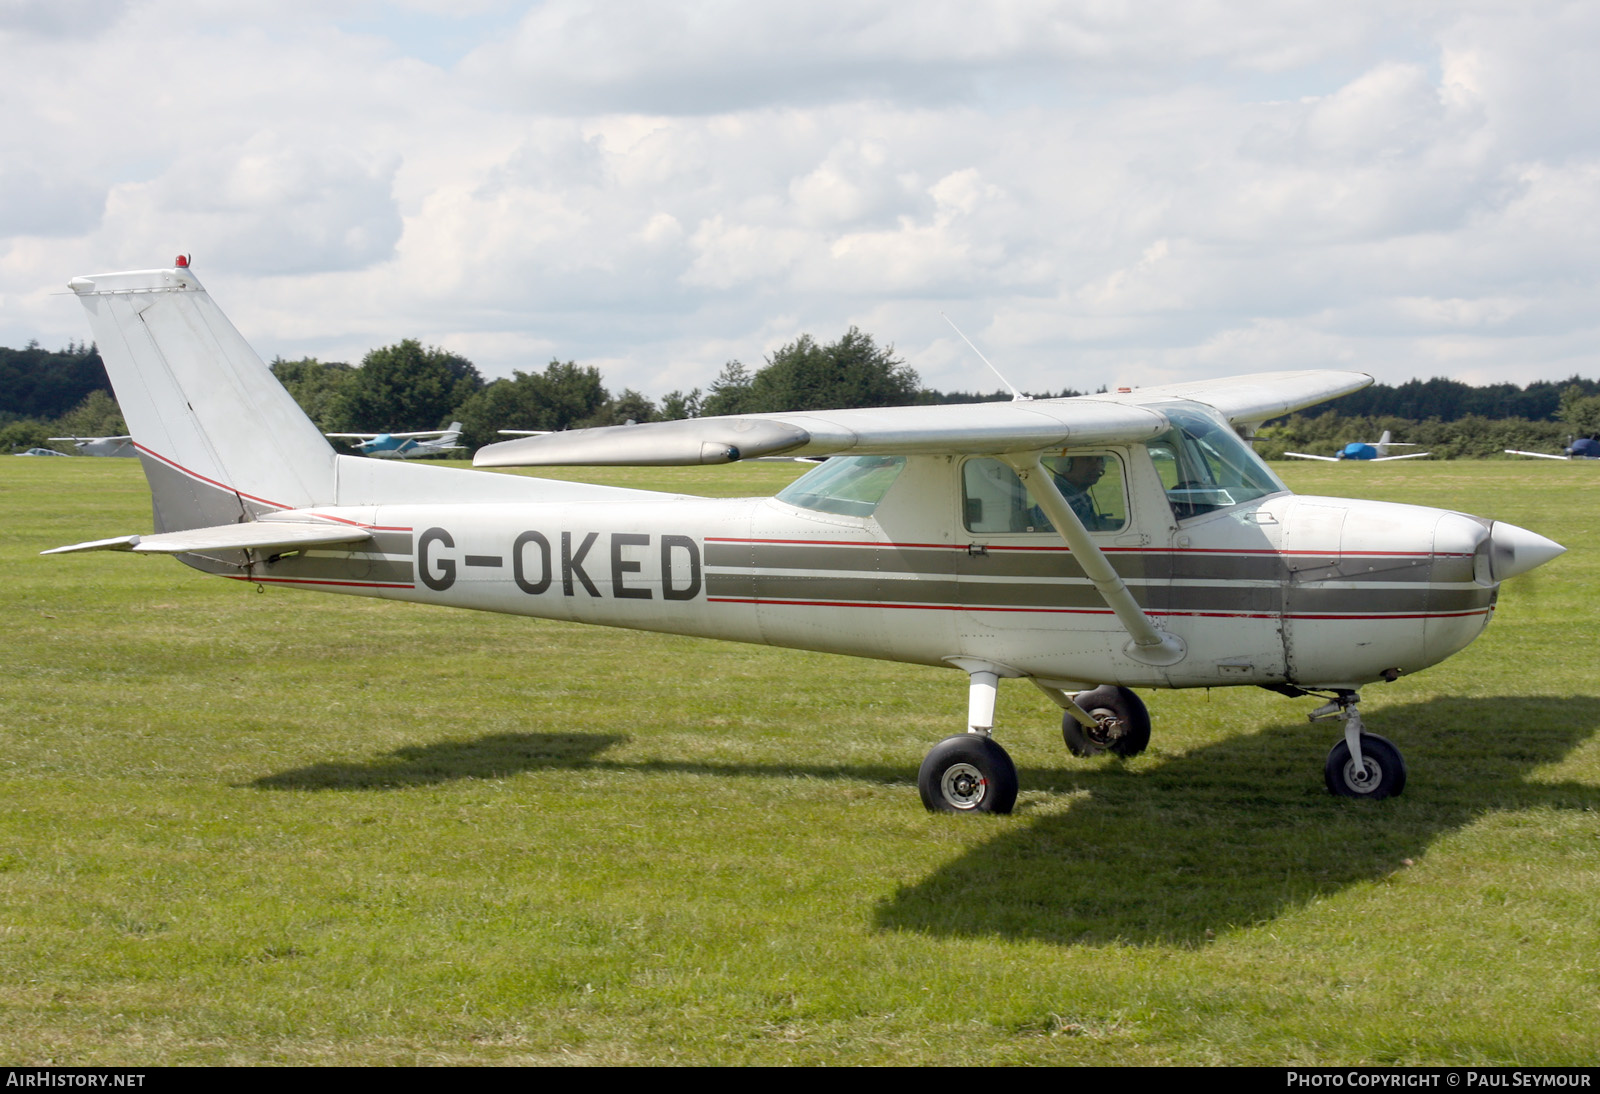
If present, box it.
[917,669,1019,814]
[1311,691,1407,799]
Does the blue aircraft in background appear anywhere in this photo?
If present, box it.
[325,422,464,459]
[1285,430,1429,462]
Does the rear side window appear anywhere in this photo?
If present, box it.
[962,454,1127,534]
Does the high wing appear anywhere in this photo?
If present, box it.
[1283,451,1341,462]
[475,370,1373,467]
[1371,452,1431,461]
[1109,370,1373,427]
[1504,449,1570,460]
[48,435,133,443]
[46,519,373,556]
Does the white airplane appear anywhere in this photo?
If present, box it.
[47,264,1565,813]
[1284,431,1429,462]
[1505,438,1600,461]
[47,434,137,457]
[325,423,464,458]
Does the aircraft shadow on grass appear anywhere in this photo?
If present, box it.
[249,696,1599,947]
[249,732,630,790]
[877,695,1600,947]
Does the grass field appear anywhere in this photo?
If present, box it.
[1,456,1596,1065]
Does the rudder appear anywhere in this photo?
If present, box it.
[69,265,338,531]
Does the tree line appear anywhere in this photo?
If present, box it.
[4,333,1598,457]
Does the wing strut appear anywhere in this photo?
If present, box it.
[1003,454,1186,667]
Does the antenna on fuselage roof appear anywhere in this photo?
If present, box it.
[941,313,1030,402]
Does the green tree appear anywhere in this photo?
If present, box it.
[271,357,355,432]
[339,340,483,434]
[1,418,53,453]
[586,388,659,428]
[0,342,109,421]
[534,360,610,430]
[454,359,611,449]
[53,390,127,438]
[1559,385,1600,438]
[743,328,920,414]
[700,360,755,417]
[660,388,703,420]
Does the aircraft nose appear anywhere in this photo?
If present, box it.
[1485,521,1565,582]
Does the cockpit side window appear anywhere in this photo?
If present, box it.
[1145,403,1286,519]
[962,454,1128,534]
[776,455,906,517]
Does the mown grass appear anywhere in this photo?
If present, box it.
[0,457,1595,1065]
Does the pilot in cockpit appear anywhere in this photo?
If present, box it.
[1049,456,1114,528]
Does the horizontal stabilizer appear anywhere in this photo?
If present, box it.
[45,521,373,556]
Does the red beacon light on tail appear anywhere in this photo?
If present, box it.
[174,255,190,268]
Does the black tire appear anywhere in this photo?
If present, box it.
[1064,685,1152,757]
[917,735,1019,814]
[1324,732,1407,799]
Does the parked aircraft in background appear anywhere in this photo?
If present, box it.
[14,447,72,456]
[48,435,136,457]
[325,424,464,458]
[48,263,1564,814]
[1505,438,1600,460]
[1284,431,1429,462]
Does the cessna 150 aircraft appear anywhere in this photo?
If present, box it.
[47,263,1565,813]
[325,422,465,458]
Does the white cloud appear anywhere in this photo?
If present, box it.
[2,0,1598,404]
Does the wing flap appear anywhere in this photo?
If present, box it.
[45,521,373,556]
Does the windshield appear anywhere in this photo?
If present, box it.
[776,455,906,517]
[1145,403,1286,519]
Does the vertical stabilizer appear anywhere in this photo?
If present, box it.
[68,266,338,530]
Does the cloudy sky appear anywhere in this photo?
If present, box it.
[3,0,1598,400]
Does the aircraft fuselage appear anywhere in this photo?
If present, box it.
[209,451,1502,692]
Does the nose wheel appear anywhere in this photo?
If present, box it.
[1311,692,1407,799]
[1325,733,1406,799]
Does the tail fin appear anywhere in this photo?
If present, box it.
[68,266,337,531]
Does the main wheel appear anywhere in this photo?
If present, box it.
[1324,733,1407,799]
[917,735,1018,814]
[1064,685,1151,757]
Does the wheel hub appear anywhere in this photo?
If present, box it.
[1088,709,1124,746]
[1344,757,1379,789]
[940,762,987,809]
